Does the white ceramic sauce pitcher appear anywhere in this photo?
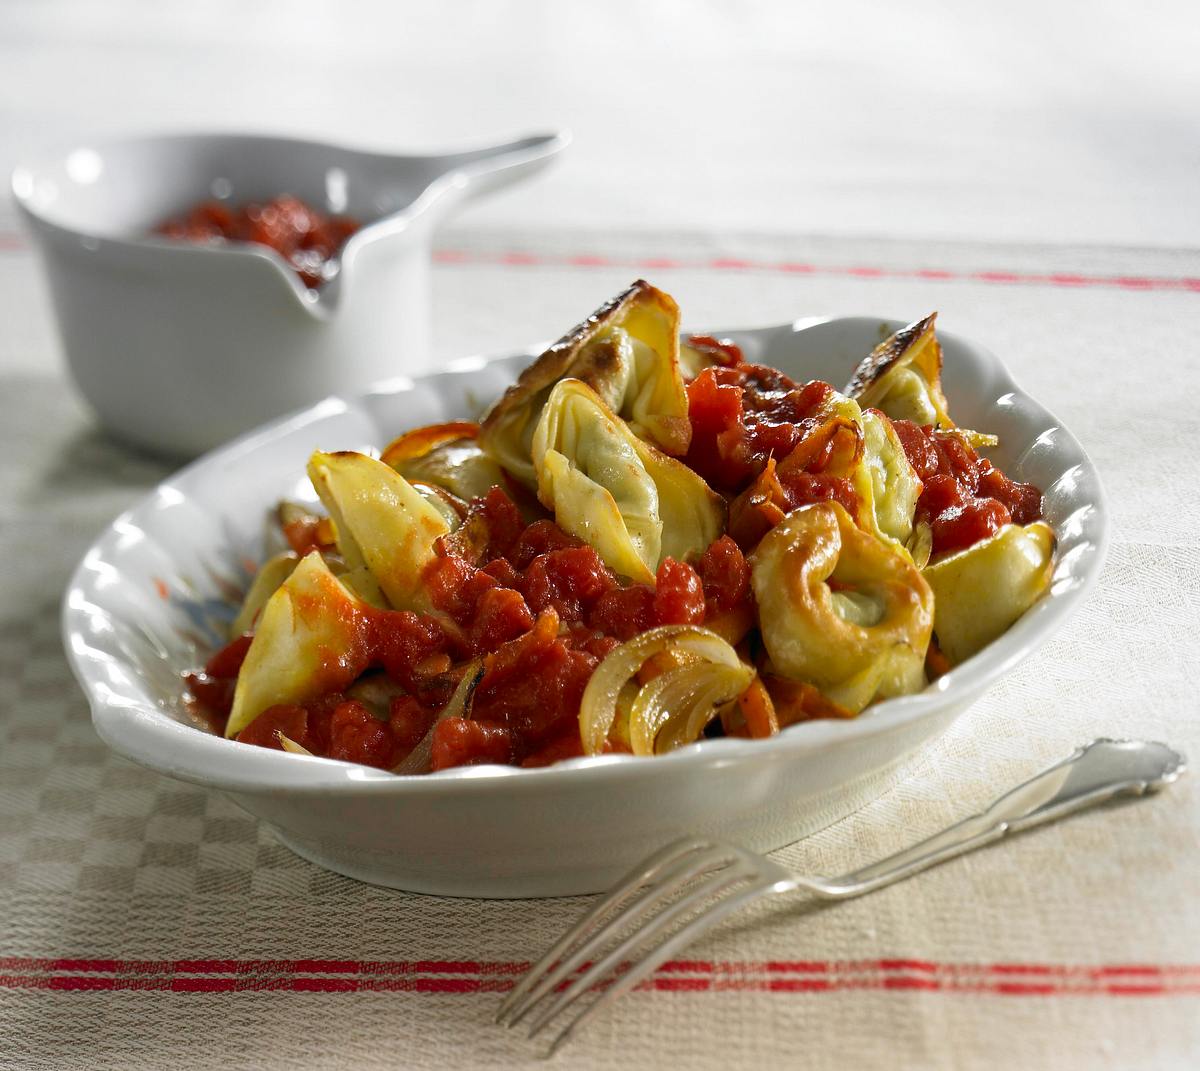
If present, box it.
[13,131,568,456]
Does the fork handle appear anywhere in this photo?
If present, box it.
[827,739,1184,897]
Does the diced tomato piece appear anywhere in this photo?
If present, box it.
[587,584,656,640]
[521,546,616,622]
[183,671,235,721]
[932,498,1010,554]
[430,718,516,771]
[327,699,396,769]
[237,703,328,753]
[891,420,1043,555]
[653,558,705,626]
[978,466,1043,525]
[509,520,581,569]
[776,469,860,518]
[891,418,939,480]
[204,632,254,679]
[468,586,535,654]
[696,536,751,614]
[919,473,963,517]
[423,555,481,619]
[472,612,598,747]
[476,487,526,560]
[388,695,436,756]
[372,610,449,692]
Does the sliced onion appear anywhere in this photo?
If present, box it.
[390,660,484,775]
[954,428,1000,450]
[630,660,755,755]
[908,520,933,570]
[579,625,752,756]
[276,731,313,756]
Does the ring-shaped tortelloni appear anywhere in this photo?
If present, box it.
[750,502,934,713]
[853,408,923,547]
[923,521,1055,665]
[846,313,953,429]
[480,280,692,486]
[381,421,511,505]
[225,552,371,737]
[531,379,725,584]
[307,450,451,611]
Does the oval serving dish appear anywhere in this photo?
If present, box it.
[62,316,1108,897]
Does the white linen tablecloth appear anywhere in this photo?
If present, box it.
[1,227,1198,1069]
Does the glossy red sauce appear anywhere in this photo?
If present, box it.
[155,194,360,288]
[194,488,754,772]
[687,363,861,547]
[891,418,1043,555]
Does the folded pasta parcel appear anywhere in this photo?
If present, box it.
[531,378,725,584]
[846,313,953,429]
[923,521,1055,664]
[307,450,451,611]
[479,280,692,485]
[381,421,512,507]
[750,502,934,713]
[225,552,371,738]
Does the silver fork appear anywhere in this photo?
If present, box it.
[497,738,1185,1055]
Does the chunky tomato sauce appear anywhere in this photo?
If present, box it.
[891,419,1043,554]
[687,363,862,547]
[193,489,753,772]
[155,195,359,288]
[190,347,1046,773]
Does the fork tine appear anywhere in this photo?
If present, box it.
[496,835,713,1024]
[544,873,778,1056]
[526,859,761,1041]
[504,841,737,1028]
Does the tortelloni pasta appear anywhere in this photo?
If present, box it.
[225,552,370,738]
[479,280,692,486]
[923,521,1055,664]
[229,551,298,636]
[853,408,923,548]
[531,379,726,584]
[381,422,512,507]
[190,282,1055,776]
[846,313,953,429]
[750,503,934,714]
[307,450,450,611]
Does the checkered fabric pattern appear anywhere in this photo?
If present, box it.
[1,229,1199,1069]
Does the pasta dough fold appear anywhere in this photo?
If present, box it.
[480,280,691,485]
[750,502,933,713]
[307,450,450,611]
[225,552,370,737]
[846,313,953,429]
[531,379,725,583]
[923,521,1055,664]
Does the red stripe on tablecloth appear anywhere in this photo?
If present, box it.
[427,248,1200,293]
[1,958,1198,998]
[1,230,1197,293]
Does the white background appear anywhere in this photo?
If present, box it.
[3,0,1198,247]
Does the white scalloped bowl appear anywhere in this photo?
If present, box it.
[62,317,1108,897]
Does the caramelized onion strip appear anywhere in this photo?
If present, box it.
[391,661,484,775]
[579,626,754,756]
